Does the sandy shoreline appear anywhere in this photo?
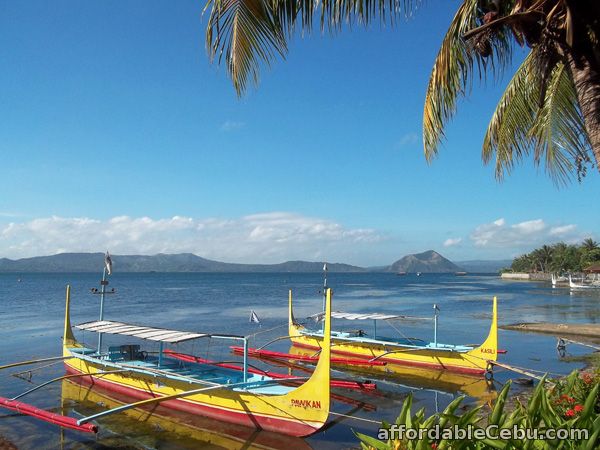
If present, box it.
[501,322,600,339]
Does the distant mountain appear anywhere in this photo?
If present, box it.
[0,251,510,274]
[0,253,365,273]
[455,259,512,273]
[386,250,462,273]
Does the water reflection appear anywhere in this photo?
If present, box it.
[287,345,497,404]
[60,378,313,450]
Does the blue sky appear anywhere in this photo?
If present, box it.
[0,0,598,266]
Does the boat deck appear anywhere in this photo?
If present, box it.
[68,346,292,395]
[301,330,474,352]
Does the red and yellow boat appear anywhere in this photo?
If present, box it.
[0,286,333,437]
[288,290,498,376]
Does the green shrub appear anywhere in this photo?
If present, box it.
[355,371,600,449]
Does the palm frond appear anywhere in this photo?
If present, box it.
[529,61,593,184]
[482,51,539,180]
[423,0,513,161]
[482,51,593,185]
[205,0,288,96]
[206,0,420,95]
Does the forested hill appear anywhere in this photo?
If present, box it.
[0,253,365,273]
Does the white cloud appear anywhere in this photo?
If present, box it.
[443,237,462,247]
[394,132,419,148]
[219,120,245,132]
[0,212,23,218]
[470,218,582,249]
[0,212,384,263]
[549,224,577,236]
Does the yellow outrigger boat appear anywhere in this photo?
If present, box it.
[288,290,498,376]
[0,284,333,437]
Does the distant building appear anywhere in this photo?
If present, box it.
[584,264,600,274]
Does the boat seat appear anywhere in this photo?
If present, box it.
[69,347,96,355]
[107,344,142,361]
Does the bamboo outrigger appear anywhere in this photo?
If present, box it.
[0,284,333,437]
[288,290,498,376]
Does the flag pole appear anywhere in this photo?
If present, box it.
[322,263,328,332]
[97,267,107,354]
[97,252,112,354]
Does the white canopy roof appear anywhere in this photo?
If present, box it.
[311,311,433,321]
[75,320,208,343]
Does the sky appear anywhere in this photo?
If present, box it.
[0,0,598,266]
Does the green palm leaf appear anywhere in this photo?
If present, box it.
[205,0,289,95]
[482,51,539,180]
[205,0,419,96]
[529,61,592,184]
[483,50,592,185]
[423,0,512,161]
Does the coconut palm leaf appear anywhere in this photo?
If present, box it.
[529,61,592,184]
[205,0,419,96]
[205,0,289,95]
[483,49,592,185]
[423,0,513,161]
[482,51,539,180]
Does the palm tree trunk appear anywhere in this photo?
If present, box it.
[566,52,600,172]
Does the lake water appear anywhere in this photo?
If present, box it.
[1,272,599,449]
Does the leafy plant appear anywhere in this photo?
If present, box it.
[355,370,600,449]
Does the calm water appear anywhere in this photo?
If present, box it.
[1,272,599,449]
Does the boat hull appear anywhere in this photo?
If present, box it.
[62,378,313,450]
[289,338,486,375]
[288,292,498,377]
[63,362,320,436]
[61,285,332,438]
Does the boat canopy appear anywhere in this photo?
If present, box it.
[312,311,432,321]
[74,320,212,343]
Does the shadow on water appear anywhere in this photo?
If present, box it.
[0,272,598,448]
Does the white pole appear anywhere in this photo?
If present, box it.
[243,337,248,382]
[322,263,328,333]
[433,304,439,348]
[97,267,107,354]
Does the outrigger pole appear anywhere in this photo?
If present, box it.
[0,355,74,372]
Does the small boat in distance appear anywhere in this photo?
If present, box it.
[569,275,600,290]
[551,274,569,287]
[288,291,498,376]
[455,272,467,276]
[397,271,407,276]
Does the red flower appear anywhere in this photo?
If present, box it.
[574,404,584,412]
[431,444,438,449]
[565,409,575,418]
[560,394,570,400]
[582,373,594,385]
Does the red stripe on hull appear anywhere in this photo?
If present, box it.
[65,365,319,437]
[291,342,486,376]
